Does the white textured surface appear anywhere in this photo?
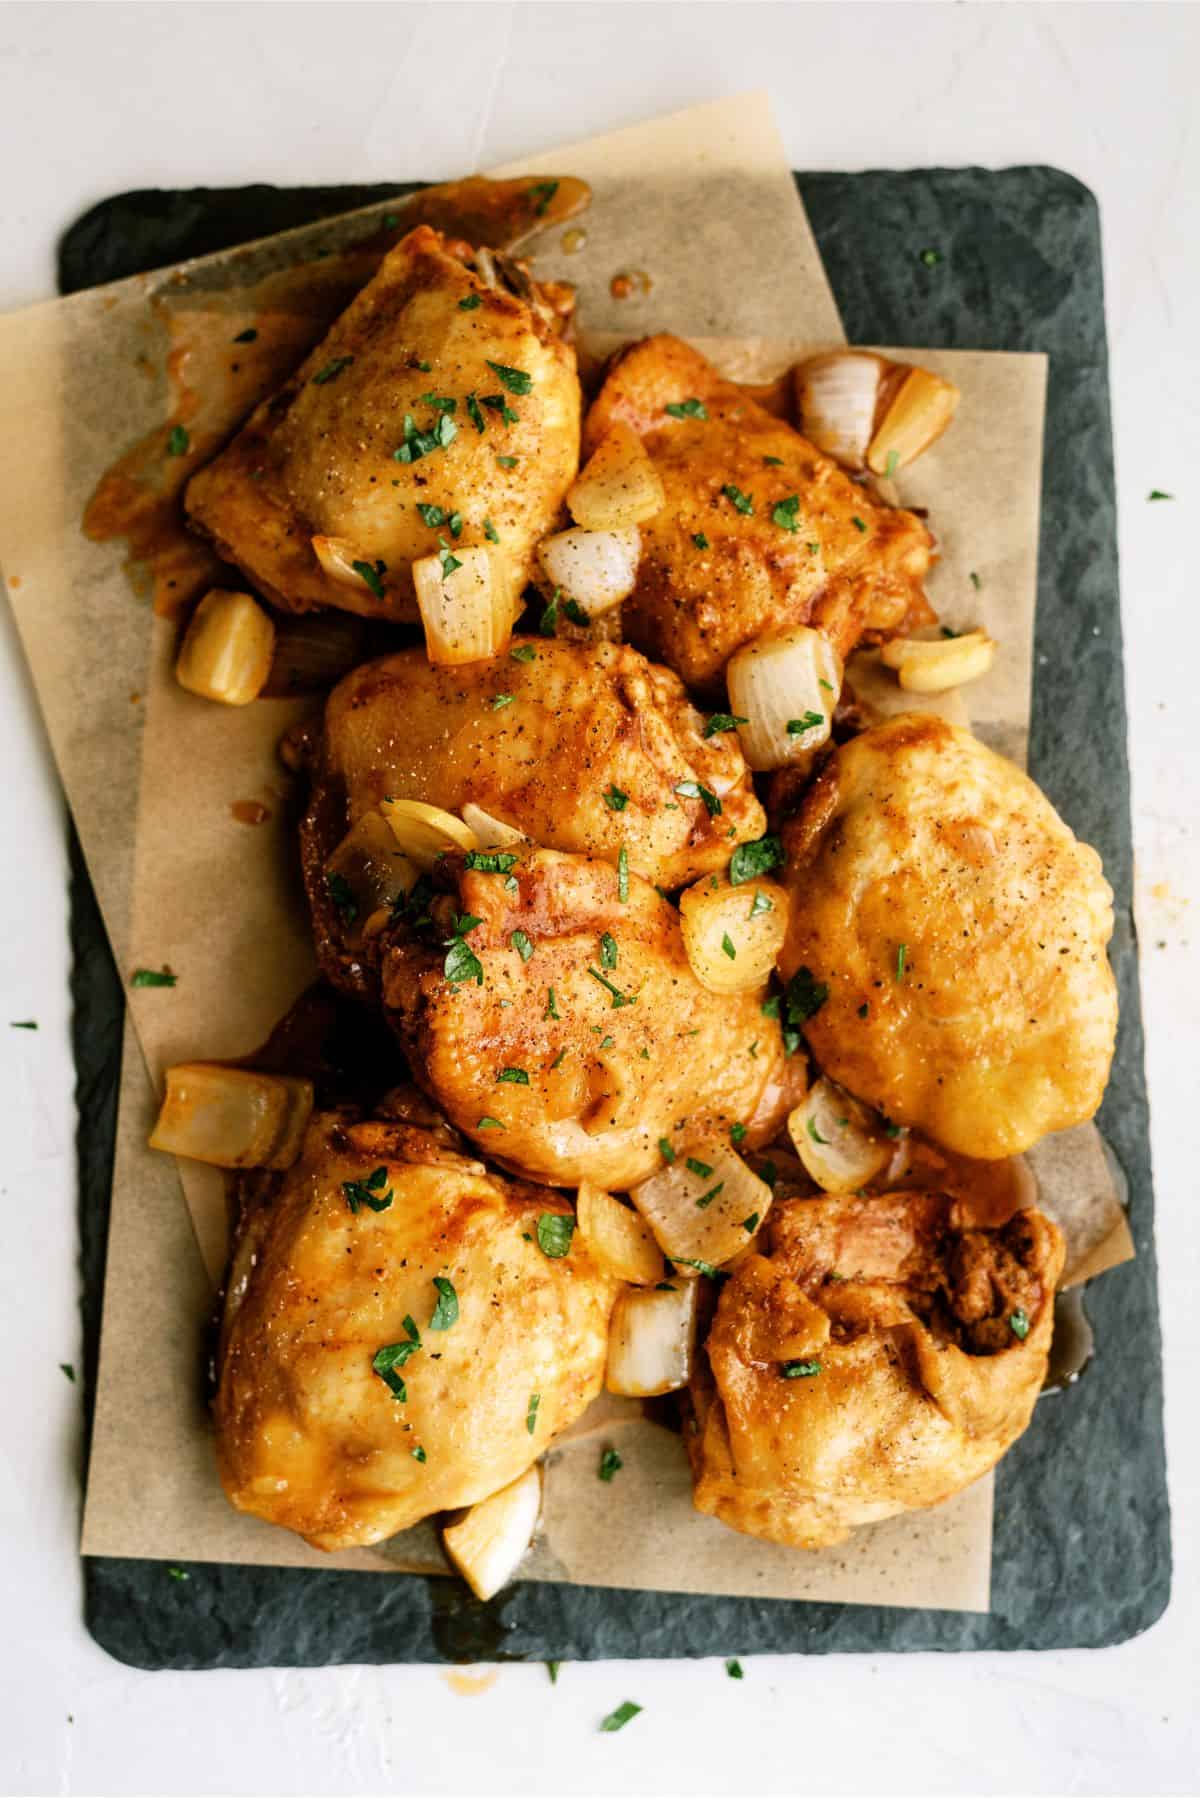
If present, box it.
[1,5,1197,1795]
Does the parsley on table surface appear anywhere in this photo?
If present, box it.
[726,1658,744,1679]
[131,967,177,988]
[167,1566,190,1582]
[537,1212,576,1258]
[598,1447,623,1482]
[1148,489,1174,501]
[546,1661,561,1684]
[10,1019,37,1030]
[919,247,942,267]
[60,1362,75,1382]
[600,1701,642,1733]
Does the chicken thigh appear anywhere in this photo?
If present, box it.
[215,1109,616,1551]
[583,334,934,691]
[778,714,1118,1158]
[379,846,790,1189]
[187,224,579,622]
[689,1191,1064,1548]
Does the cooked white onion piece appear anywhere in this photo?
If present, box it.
[381,799,478,869]
[605,1281,698,1396]
[149,1064,314,1170]
[867,367,960,475]
[175,589,275,707]
[459,802,525,849]
[879,629,996,693]
[679,875,789,994]
[412,544,513,665]
[576,1182,664,1285]
[727,626,843,771]
[311,535,382,593]
[536,526,640,618]
[630,1140,773,1272]
[794,352,888,469]
[788,1078,891,1193]
[567,422,664,530]
[442,1465,541,1601]
[326,812,418,935]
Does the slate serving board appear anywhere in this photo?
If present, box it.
[60,169,1170,1670]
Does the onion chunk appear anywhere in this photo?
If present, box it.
[412,544,514,665]
[879,629,996,693]
[727,626,843,771]
[536,526,640,618]
[577,1183,664,1285]
[381,799,478,869]
[679,875,788,994]
[175,589,275,707]
[568,422,664,529]
[149,1063,314,1170]
[442,1466,541,1601]
[631,1139,773,1272]
[788,1078,891,1193]
[606,1282,698,1396]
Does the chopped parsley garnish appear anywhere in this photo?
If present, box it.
[131,967,177,988]
[510,928,534,962]
[730,1122,748,1144]
[600,1701,642,1734]
[806,1117,829,1145]
[430,1277,459,1331]
[721,933,737,960]
[540,592,560,635]
[726,1659,744,1679]
[658,1138,677,1164]
[372,1321,422,1400]
[686,1157,714,1178]
[851,515,867,533]
[466,392,486,433]
[511,643,537,663]
[166,424,189,456]
[545,987,560,1020]
[487,360,533,395]
[167,1566,190,1582]
[342,1165,394,1214]
[563,597,589,626]
[526,1390,541,1434]
[598,1446,623,1482]
[884,449,900,479]
[883,1120,903,1139]
[417,502,446,527]
[458,293,482,310]
[600,931,619,969]
[919,247,942,268]
[497,1066,530,1085]
[759,1160,778,1190]
[748,892,773,921]
[443,936,484,986]
[674,779,722,817]
[419,393,458,415]
[352,558,387,600]
[546,1661,561,1684]
[477,1116,504,1129]
[549,1047,567,1070]
[312,355,354,385]
[484,517,500,543]
[780,1359,823,1379]
[529,179,560,216]
[858,1001,870,1019]
[496,454,518,468]
[672,1257,719,1279]
[233,327,258,343]
[896,942,908,981]
[742,1213,759,1234]
[665,398,708,420]
[464,849,518,872]
[491,692,514,710]
[692,531,710,549]
[785,966,829,1026]
[729,835,783,885]
[10,1020,37,1029]
[761,994,781,1019]
[537,1212,576,1258]
[695,1183,724,1210]
[438,536,462,579]
[411,1445,427,1463]
[703,712,748,736]
[1010,1309,1031,1340]
[772,494,801,532]
[787,711,824,734]
[722,483,754,515]
[763,456,784,468]
[588,967,635,1008]
[1148,490,1173,501]
[603,784,629,812]
[617,846,629,903]
[394,409,458,463]
[482,393,520,424]
[60,1362,75,1381]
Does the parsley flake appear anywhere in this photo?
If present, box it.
[598,1447,623,1482]
[748,890,773,919]
[729,835,783,884]
[430,1277,459,1331]
[529,179,560,216]
[884,449,900,479]
[919,247,942,268]
[721,932,737,960]
[464,850,518,872]
[665,398,708,420]
[692,531,710,549]
[674,779,722,817]
[787,711,825,735]
[544,987,560,1020]
[704,712,748,736]
[726,1659,744,1679]
[510,928,534,962]
[443,937,483,986]
[526,1390,541,1434]
[772,494,801,532]
[722,483,754,515]
[131,967,177,988]
[484,517,500,543]
[600,931,619,969]
[695,1183,724,1210]
[233,327,258,344]
[851,515,867,533]
[510,643,537,663]
[352,558,387,600]
[780,1359,823,1379]
[742,1213,759,1233]
[497,1066,530,1086]
[617,846,629,904]
[1010,1309,1031,1340]
[603,784,629,812]
[588,967,635,1008]
[600,1701,642,1733]
[458,293,482,310]
[466,392,486,433]
[342,1165,394,1214]
[658,1138,677,1164]
[312,355,354,385]
[896,943,908,982]
[487,360,533,395]
[537,1212,576,1258]
[166,424,189,457]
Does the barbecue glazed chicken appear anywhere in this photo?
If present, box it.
[215,1109,617,1551]
[778,714,1118,1158]
[688,1191,1065,1547]
[583,334,935,691]
[379,847,790,1189]
[186,224,579,622]
[301,638,767,994]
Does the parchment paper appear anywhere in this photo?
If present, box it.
[0,93,1128,1611]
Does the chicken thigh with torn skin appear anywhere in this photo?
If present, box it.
[379,846,790,1190]
[688,1190,1064,1548]
[583,334,935,691]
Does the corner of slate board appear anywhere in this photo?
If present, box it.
[64,171,1169,1670]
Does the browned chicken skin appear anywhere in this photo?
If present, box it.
[583,335,935,691]
[689,1191,1064,1548]
[300,638,767,994]
[379,846,791,1189]
[778,714,1118,1158]
[186,224,579,621]
[215,1110,617,1551]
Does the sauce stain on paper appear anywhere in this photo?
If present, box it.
[442,1669,500,1698]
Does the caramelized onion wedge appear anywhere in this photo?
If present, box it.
[605,1282,698,1396]
[149,1064,314,1170]
[536,526,640,618]
[326,812,418,933]
[631,1141,772,1272]
[460,802,525,849]
[794,351,889,469]
[879,629,996,693]
[788,1078,891,1193]
[175,589,275,707]
[679,875,789,994]
[727,626,842,771]
[442,1466,541,1601]
[567,422,665,529]
[576,1182,664,1285]
[381,799,478,868]
[867,367,960,475]
[413,544,514,665]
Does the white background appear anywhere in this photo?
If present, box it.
[1,4,1196,1795]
